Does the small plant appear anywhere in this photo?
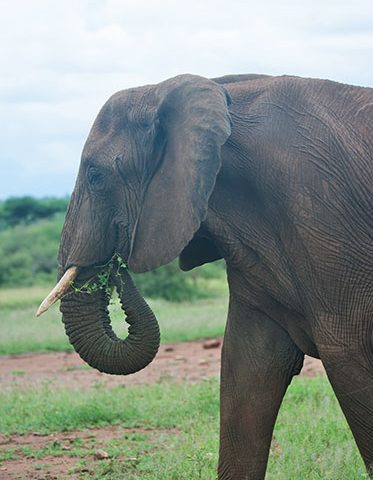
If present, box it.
[70,253,127,300]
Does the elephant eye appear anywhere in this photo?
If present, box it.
[87,166,105,190]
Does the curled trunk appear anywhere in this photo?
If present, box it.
[60,268,160,375]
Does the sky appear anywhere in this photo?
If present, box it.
[0,0,372,199]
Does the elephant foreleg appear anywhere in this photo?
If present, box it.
[315,314,373,476]
[218,295,304,480]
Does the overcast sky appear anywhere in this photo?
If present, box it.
[0,0,372,199]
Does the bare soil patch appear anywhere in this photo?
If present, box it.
[0,426,177,479]
[0,339,324,390]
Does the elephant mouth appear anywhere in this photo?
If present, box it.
[37,221,132,318]
[36,250,125,318]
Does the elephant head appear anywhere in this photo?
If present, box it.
[38,74,231,375]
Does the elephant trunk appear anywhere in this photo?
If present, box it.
[60,267,160,375]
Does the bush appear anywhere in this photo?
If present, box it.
[0,196,69,229]
[134,260,225,302]
[0,215,64,287]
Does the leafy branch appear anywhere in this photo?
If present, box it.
[70,253,127,300]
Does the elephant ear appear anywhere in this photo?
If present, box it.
[128,74,231,273]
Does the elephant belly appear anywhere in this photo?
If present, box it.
[285,323,320,359]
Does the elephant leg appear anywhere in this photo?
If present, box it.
[315,315,373,476]
[218,295,304,480]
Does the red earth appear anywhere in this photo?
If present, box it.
[0,338,324,389]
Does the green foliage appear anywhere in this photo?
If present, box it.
[70,253,127,298]
[0,215,64,287]
[0,196,69,229]
[133,260,225,302]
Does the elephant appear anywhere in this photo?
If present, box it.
[38,73,373,479]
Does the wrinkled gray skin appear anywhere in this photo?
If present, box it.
[58,74,373,479]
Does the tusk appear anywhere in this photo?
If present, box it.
[36,266,79,317]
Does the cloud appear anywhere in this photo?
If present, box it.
[0,0,372,197]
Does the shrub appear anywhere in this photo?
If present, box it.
[134,261,206,302]
[0,196,69,229]
[0,215,64,287]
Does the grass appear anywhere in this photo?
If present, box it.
[0,377,368,479]
[0,285,228,355]
[0,285,53,309]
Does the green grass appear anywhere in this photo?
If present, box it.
[0,377,368,479]
[0,285,228,355]
[0,285,53,309]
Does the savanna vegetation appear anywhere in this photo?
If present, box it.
[0,197,367,478]
[0,377,368,479]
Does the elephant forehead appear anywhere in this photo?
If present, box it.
[81,92,157,158]
[97,86,157,130]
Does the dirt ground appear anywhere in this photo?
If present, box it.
[0,425,178,479]
[0,338,324,389]
[0,339,324,479]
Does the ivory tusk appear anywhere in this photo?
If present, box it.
[36,266,79,317]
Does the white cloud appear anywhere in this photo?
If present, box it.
[0,0,372,197]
